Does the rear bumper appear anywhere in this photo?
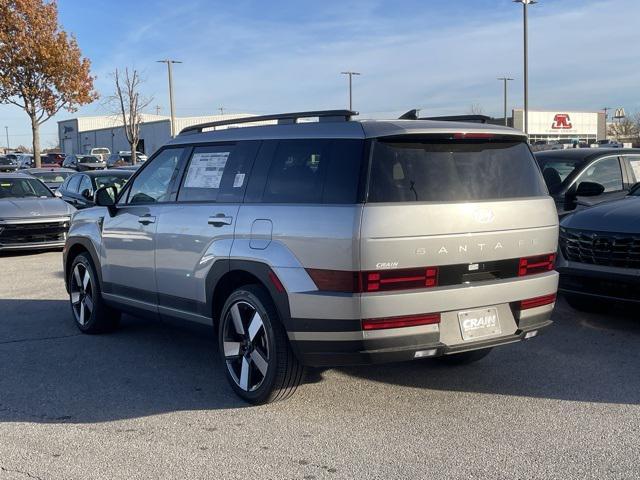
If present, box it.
[289,302,554,367]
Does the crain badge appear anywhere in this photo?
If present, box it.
[376,261,398,269]
[473,209,494,224]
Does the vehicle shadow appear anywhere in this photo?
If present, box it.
[336,296,640,405]
[0,298,247,424]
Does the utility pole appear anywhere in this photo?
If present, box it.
[514,0,536,135]
[340,71,361,110]
[218,106,225,116]
[602,106,611,141]
[155,105,162,115]
[497,77,514,126]
[4,126,8,150]
[157,59,182,137]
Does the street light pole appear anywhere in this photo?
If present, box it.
[497,77,514,126]
[514,0,536,135]
[157,59,182,138]
[4,126,8,150]
[340,71,361,110]
[602,106,611,141]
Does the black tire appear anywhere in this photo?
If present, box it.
[564,294,610,313]
[218,284,304,404]
[68,253,121,334]
[436,348,493,366]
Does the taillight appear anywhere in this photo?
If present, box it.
[453,132,496,139]
[518,253,556,276]
[306,267,439,293]
[519,293,557,310]
[362,313,441,331]
[361,267,438,292]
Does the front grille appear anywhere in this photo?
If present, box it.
[0,221,68,245]
[560,228,640,269]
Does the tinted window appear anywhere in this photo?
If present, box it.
[577,156,622,193]
[256,139,363,204]
[127,148,184,204]
[369,140,547,203]
[262,140,328,203]
[535,157,584,194]
[66,175,81,193]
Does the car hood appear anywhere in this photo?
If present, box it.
[0,197,75,220]
[561,196,640,234]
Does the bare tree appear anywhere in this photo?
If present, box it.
[108,68,153,164]
[608,112,640,144]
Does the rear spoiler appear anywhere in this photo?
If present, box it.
[398,110,491,124]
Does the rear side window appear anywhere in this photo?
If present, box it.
[368,140,547,202]
[259,139,363,204]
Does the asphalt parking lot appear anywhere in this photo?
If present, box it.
[0,251,638,480]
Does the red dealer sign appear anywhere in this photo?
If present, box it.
[551,114,573,129]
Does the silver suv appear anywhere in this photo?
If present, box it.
[63,110,559,404]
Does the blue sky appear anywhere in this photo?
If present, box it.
[2,0,639,148]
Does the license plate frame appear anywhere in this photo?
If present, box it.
[458,307,501,341]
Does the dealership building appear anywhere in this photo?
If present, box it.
[57,113,253,156]
[512,109,606,143]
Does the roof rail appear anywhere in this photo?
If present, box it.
[398,110,491,124]
[179,109,358,135]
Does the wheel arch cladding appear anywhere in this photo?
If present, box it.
[64,238,102,292]
[208,259,293,333]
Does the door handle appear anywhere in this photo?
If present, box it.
[138,215,156,225]
[208,214,233,227]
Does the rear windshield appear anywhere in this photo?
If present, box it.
[368,140,547,202]
[79,156,101,163]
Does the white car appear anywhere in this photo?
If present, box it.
[590,140,623,148]
[89,147,111,161]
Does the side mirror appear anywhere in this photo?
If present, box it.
[575,181,605,197]
[94,185,118,215]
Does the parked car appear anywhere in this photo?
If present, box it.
[557,184,640,311]
[63,109,558,404]
[89,147,111,162]
[24,168,75,192]
[106,151,147,168]
[62,154,106,171]
[591,139,623,148]
[535,148,640,216]
[57,170,132,209]
[16,154,34,169]
[0,172,74,251]
[0,155,19,172]
[42,152,65,167]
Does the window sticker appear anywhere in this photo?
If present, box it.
[233,173,245,188]
[184,152,230,189]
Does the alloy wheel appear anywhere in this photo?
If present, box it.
[70,263,94,326]
[222,300,270,392]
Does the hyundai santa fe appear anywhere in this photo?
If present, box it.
[63,110,559,404]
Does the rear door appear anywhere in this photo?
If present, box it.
[154,142,260,323]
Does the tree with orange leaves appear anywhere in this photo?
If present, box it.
[0,0,98,167]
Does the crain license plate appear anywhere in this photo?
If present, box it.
[458,307,501,341]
